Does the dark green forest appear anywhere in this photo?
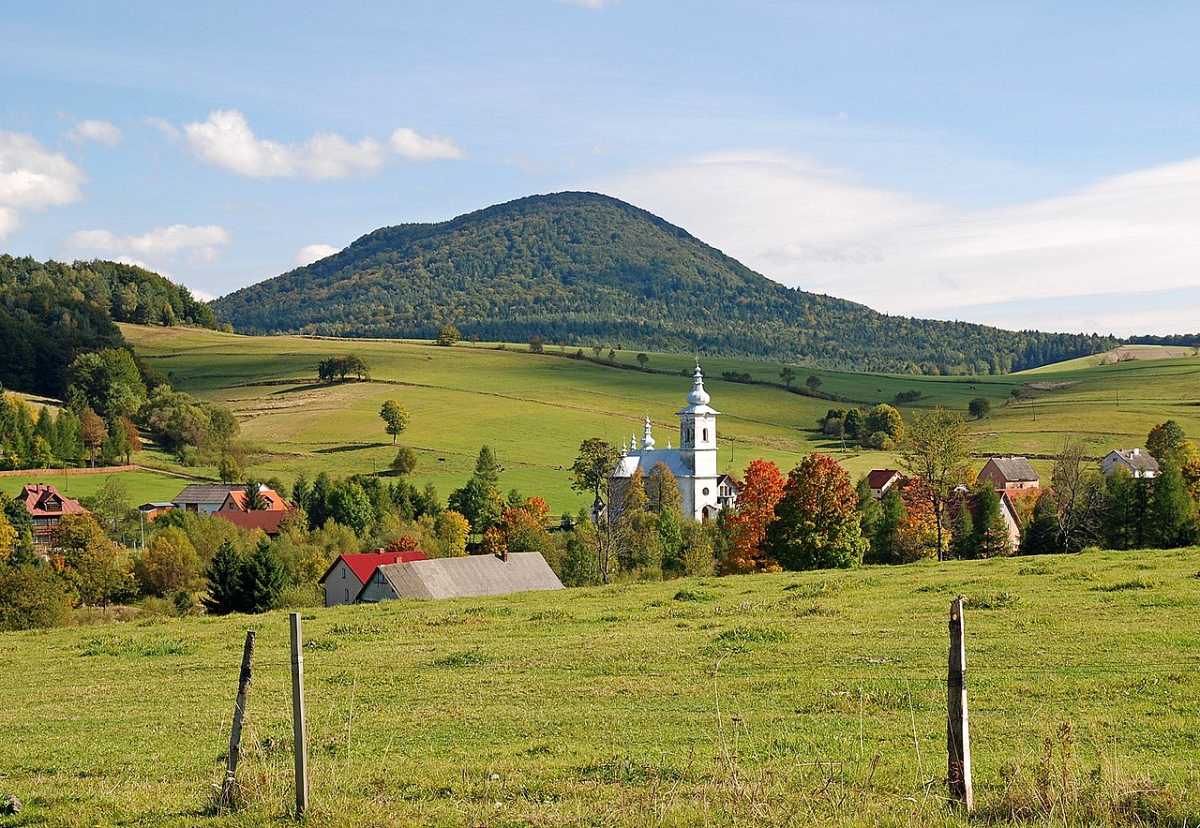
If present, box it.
[212,192,1116,374]
[0,256,216,397]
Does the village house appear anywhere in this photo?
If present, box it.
[17,483,88,549]
[977,457,1039,492]
[320,549,429,607]
[217,484,292,512]
[171,483,244,515]
[357,551,563,603]
[137,502,175,522]
[865,469,903,499]
[1101,448,1160,479]
[212,509,297,538]
[610,364,737,522]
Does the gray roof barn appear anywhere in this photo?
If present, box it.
[357,553,564,602]
[983,456,1038,482]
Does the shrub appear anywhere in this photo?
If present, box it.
[0,566,74,630]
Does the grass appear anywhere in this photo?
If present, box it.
[119,324,1200,514]
[0,548,1197,825]
[0,468,194,505]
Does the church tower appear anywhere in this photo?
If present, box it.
[678,364,720,519]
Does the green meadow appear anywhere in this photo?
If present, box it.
[0,549,1197,826]
[120,324,1200,513]
[0,469,193,506]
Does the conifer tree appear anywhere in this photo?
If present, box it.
[239,541,286,613]
[202,540,245,615]
[1149,462,1198,548]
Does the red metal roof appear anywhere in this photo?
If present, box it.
[321,549,429,585]
[19,484,87,518]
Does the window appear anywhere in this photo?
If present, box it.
[702,487,710,496]
[341,567,346,580]
[702,428,709,442]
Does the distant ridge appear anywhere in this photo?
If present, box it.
[211,192,1116,374]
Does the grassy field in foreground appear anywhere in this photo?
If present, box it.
[119,325,1200,514]
[0,549,1197,826]
[0,468,192,505]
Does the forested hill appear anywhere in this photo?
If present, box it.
[211,192,1115,374]
[0,256,216,397]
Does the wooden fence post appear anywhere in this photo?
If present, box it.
[218,629,256,812]
[289,613,310,819]
[947,596,974,812]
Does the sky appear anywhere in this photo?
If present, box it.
[3,1,1199,336]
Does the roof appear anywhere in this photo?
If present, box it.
[19,484,87,518]
[611,448,693,480]
[867,469,902,490]
[173,484,241,505]
[1107,449,1160,472]
[211,510,295,536]
[221,487,291,512]
[318,549,429,585]
[365,552,563,601]
[138,502,175,510]
[983,457,1038,482]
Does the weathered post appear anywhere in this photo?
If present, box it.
[947,596,974,812]
[218,629,256,812]
[289,613,310,819]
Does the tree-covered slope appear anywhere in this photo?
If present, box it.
[212,192,1115,374]
[0,256,216,396]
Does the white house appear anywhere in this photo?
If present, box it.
[1101,448,1160,479]
[609,364,736,522]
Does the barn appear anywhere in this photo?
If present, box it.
[356,552,563,603]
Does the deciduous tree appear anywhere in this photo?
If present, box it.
[379,400,410,445]
[898,407,972,559]
[765,454,866,570]
[723,459,785,573]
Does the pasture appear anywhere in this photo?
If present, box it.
[121,325,1200,513]
[0,548,1196,826]
[0,468,192,506]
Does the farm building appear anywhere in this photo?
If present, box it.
[17,483,87,549]
[137,502,175,522]
[865,469,903,499]
[977,457,1039,492]
[172,484,244,514]
[320,549,430,607]
[610,365,737,522]
[357,552,563,603]
[1101,449,1160,479]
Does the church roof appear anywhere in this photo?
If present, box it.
[678,364,719,415]
[612,449,693,480]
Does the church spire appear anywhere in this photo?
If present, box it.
[642,415,655,450]
[687,362,711,407]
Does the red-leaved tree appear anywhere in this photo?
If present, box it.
[766,453,867,570]
[722,459,786,573]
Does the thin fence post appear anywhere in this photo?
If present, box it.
[218,629,255,812]
[947,595,974,812]
[289,613,310,819]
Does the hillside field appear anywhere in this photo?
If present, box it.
[120,325,1200,514]
[0,549,1196,826]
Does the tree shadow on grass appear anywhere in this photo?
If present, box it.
[312,442,389,454]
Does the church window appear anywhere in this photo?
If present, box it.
[702,487,710,496]
[702,428,708,442]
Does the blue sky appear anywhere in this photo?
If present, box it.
[3,1,1200,334]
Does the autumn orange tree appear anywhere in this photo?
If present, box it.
[722,459,785,573]
[765,453,867,570]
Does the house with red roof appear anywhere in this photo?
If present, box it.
[865,469,903,499]
[218,485,293,512]
[319,549,429,607]
[212,509,296,538]
[17,483,88,549]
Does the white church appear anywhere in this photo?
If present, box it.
[609,364,739,521]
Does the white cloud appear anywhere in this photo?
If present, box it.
[600,152,1200,334]
[389,127,464,161]
[68,223,230,262]
[0,131,85,238]
[68,119,122,146]
[294,243,339,266]
[182,110,384,179]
